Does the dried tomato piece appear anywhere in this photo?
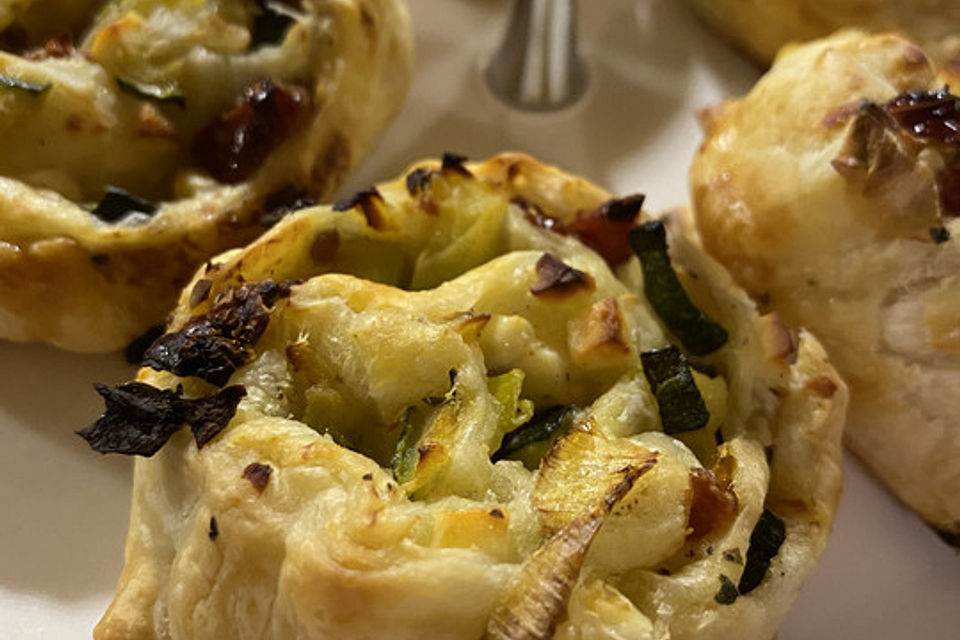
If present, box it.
[567,195,645,267]
[884,88,960,146]
[883,88,960,218]
[193,78,309,183]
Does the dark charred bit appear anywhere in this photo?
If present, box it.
[124,324,166,365]
[714,575,739,605]
[209,516,219,541]
[243,462,273,493]
[193,78,309,183]
[405,167,433,195]
[332,187,387,229]
[931,226,952,243]
[77,383,189,456]
[91,186,157,223]
[932,523,960,548]
[260,185,315,227]
[530,253,595,297]
[362,472,373,481]
[250,0,301,49]
[489,508,505,519]
[440,152,472,177]
[22,33,75,61]
[723,548,743,564]
[738,508,787,595]
[189,279,214,308]
[143,280,295,386]
[76,381,247,455]
[514,196,563,233]
[182,385,247,447]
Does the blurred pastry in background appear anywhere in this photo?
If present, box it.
[687,0,960,66]
[691,30,960,544]
[0,0,412,352]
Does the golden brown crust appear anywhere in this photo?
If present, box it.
[0,0,413,352]
[93,153,846,639]
[691,31,960,541]
[687,0,960,66]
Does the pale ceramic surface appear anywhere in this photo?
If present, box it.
[1,0,957,637]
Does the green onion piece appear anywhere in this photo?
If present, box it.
[116,77,185,108]
[738,508,786,594]
[629,220,728,355]
[640,346,710,434]
[491,404,576,467]
[90,186,157,223]
[390,407,423,483]
[488,369,535,438]
[0,73,51,94]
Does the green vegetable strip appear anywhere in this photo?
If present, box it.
[491,405,576,463]
[0,73,51,94]
[116,77,186,107]
[390,407,422,483]
[640,346,710,434]
[629,221,728,355]
[738,508,786,594]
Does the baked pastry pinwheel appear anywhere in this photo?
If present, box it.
[0,0,412,352]
[81,153,846,639]
[687,0,960,66]
[691,31,960,544]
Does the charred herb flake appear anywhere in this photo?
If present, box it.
[124,324,165,365]
[142,280,294,386]
[405,167,433,194]
[629,221,728,355]
[738,508,787,594]
[640,345,710,434]
[714,575,739,605]
[183,385,248,447]
[930,226,951,243]
[91,186,157,223]
[77,382,246,456]
[209,516,219,540]
[260,185,315,227]
[332,187,386,229]
[530,253,594,296]
[441,151,471,176]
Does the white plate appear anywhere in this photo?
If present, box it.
[1,0,958,637]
